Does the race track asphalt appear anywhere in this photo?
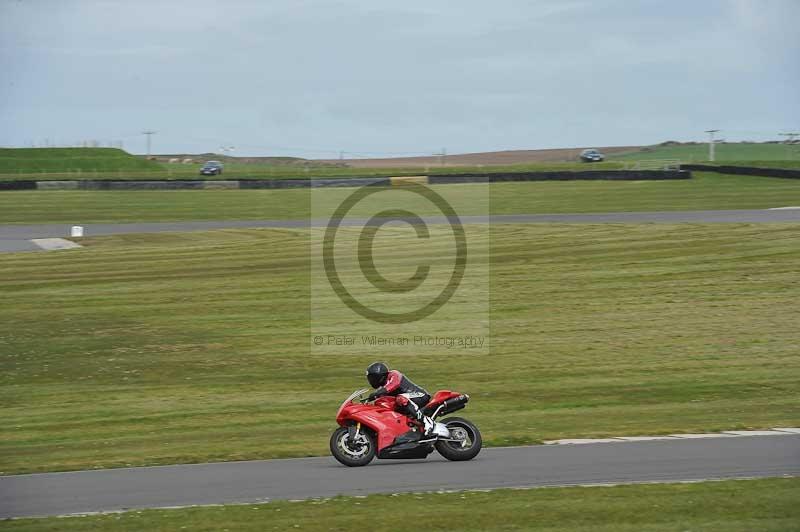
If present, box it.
[1,434,798,518]
[2,208,800,253]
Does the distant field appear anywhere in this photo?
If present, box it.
[1,223,798,474]
[1,172,800,224]
[609,142,800,163]
[5,478,798,532]
[2,145,798,181]
[0,157,629,181]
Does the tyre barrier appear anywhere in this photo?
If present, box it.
[430,170,689,184]
[0,170,691,192]
[0,180,36,191]
[681,164,800,179]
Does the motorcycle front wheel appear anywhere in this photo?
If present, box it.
[435,417,482,461]
[330,426,376,467]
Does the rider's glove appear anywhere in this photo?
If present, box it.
[367,387,386,402]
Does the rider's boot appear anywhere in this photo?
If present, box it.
[413,411,435,436]
[422,415,435,436]
[401,397,435,436]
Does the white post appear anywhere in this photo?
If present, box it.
[142,130,156,157]
[779,133,799,160]
[70,226,84,238]
[705,129,719,162]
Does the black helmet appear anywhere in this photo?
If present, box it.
[366,361,389,389]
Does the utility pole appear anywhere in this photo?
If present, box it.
[705,129,720,162]
[779,132,799,160]
[437,147,447,166]
[142,130,157,157]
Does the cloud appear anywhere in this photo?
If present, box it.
[1,0,797,154]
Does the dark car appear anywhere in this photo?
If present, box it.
[579,149,604,162]
[200,161,224,175]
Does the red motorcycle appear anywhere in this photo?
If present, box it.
[330,388,482,466]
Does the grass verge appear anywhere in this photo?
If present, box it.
[3,478,799,531]
[1,224,798,474]
[2,172,800,224]
[0,148,161,175]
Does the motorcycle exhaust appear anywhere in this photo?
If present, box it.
[431,394,469,418]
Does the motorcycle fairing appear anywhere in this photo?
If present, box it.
[337,401,412,452]
[378,443,434,460]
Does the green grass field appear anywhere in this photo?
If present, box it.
[609,142,800,163]
[2,172,800,224]
[1,222,798,474]
[698,160,800,170]
[0,148,162,175]
[3,479,798,531]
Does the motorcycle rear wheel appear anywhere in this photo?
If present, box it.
[330,426,376,467]
[435,417,482,461]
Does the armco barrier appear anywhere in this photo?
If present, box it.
[36,181,79,190]
[0,170,691,192]
[238,177,389,189]
[682,164,800,179]
[202,180,240,190]
[76,180,209,190]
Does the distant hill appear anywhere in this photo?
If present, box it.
[318,142,798,167]
[2,143,795,175]
[152,154,323,166]
[0,148,162,173]
[318,146,641,168]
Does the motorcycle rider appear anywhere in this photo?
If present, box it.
[365,362,435,436]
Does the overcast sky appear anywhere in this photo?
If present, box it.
[1,0,798,157]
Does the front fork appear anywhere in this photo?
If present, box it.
[347,422,361,444]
